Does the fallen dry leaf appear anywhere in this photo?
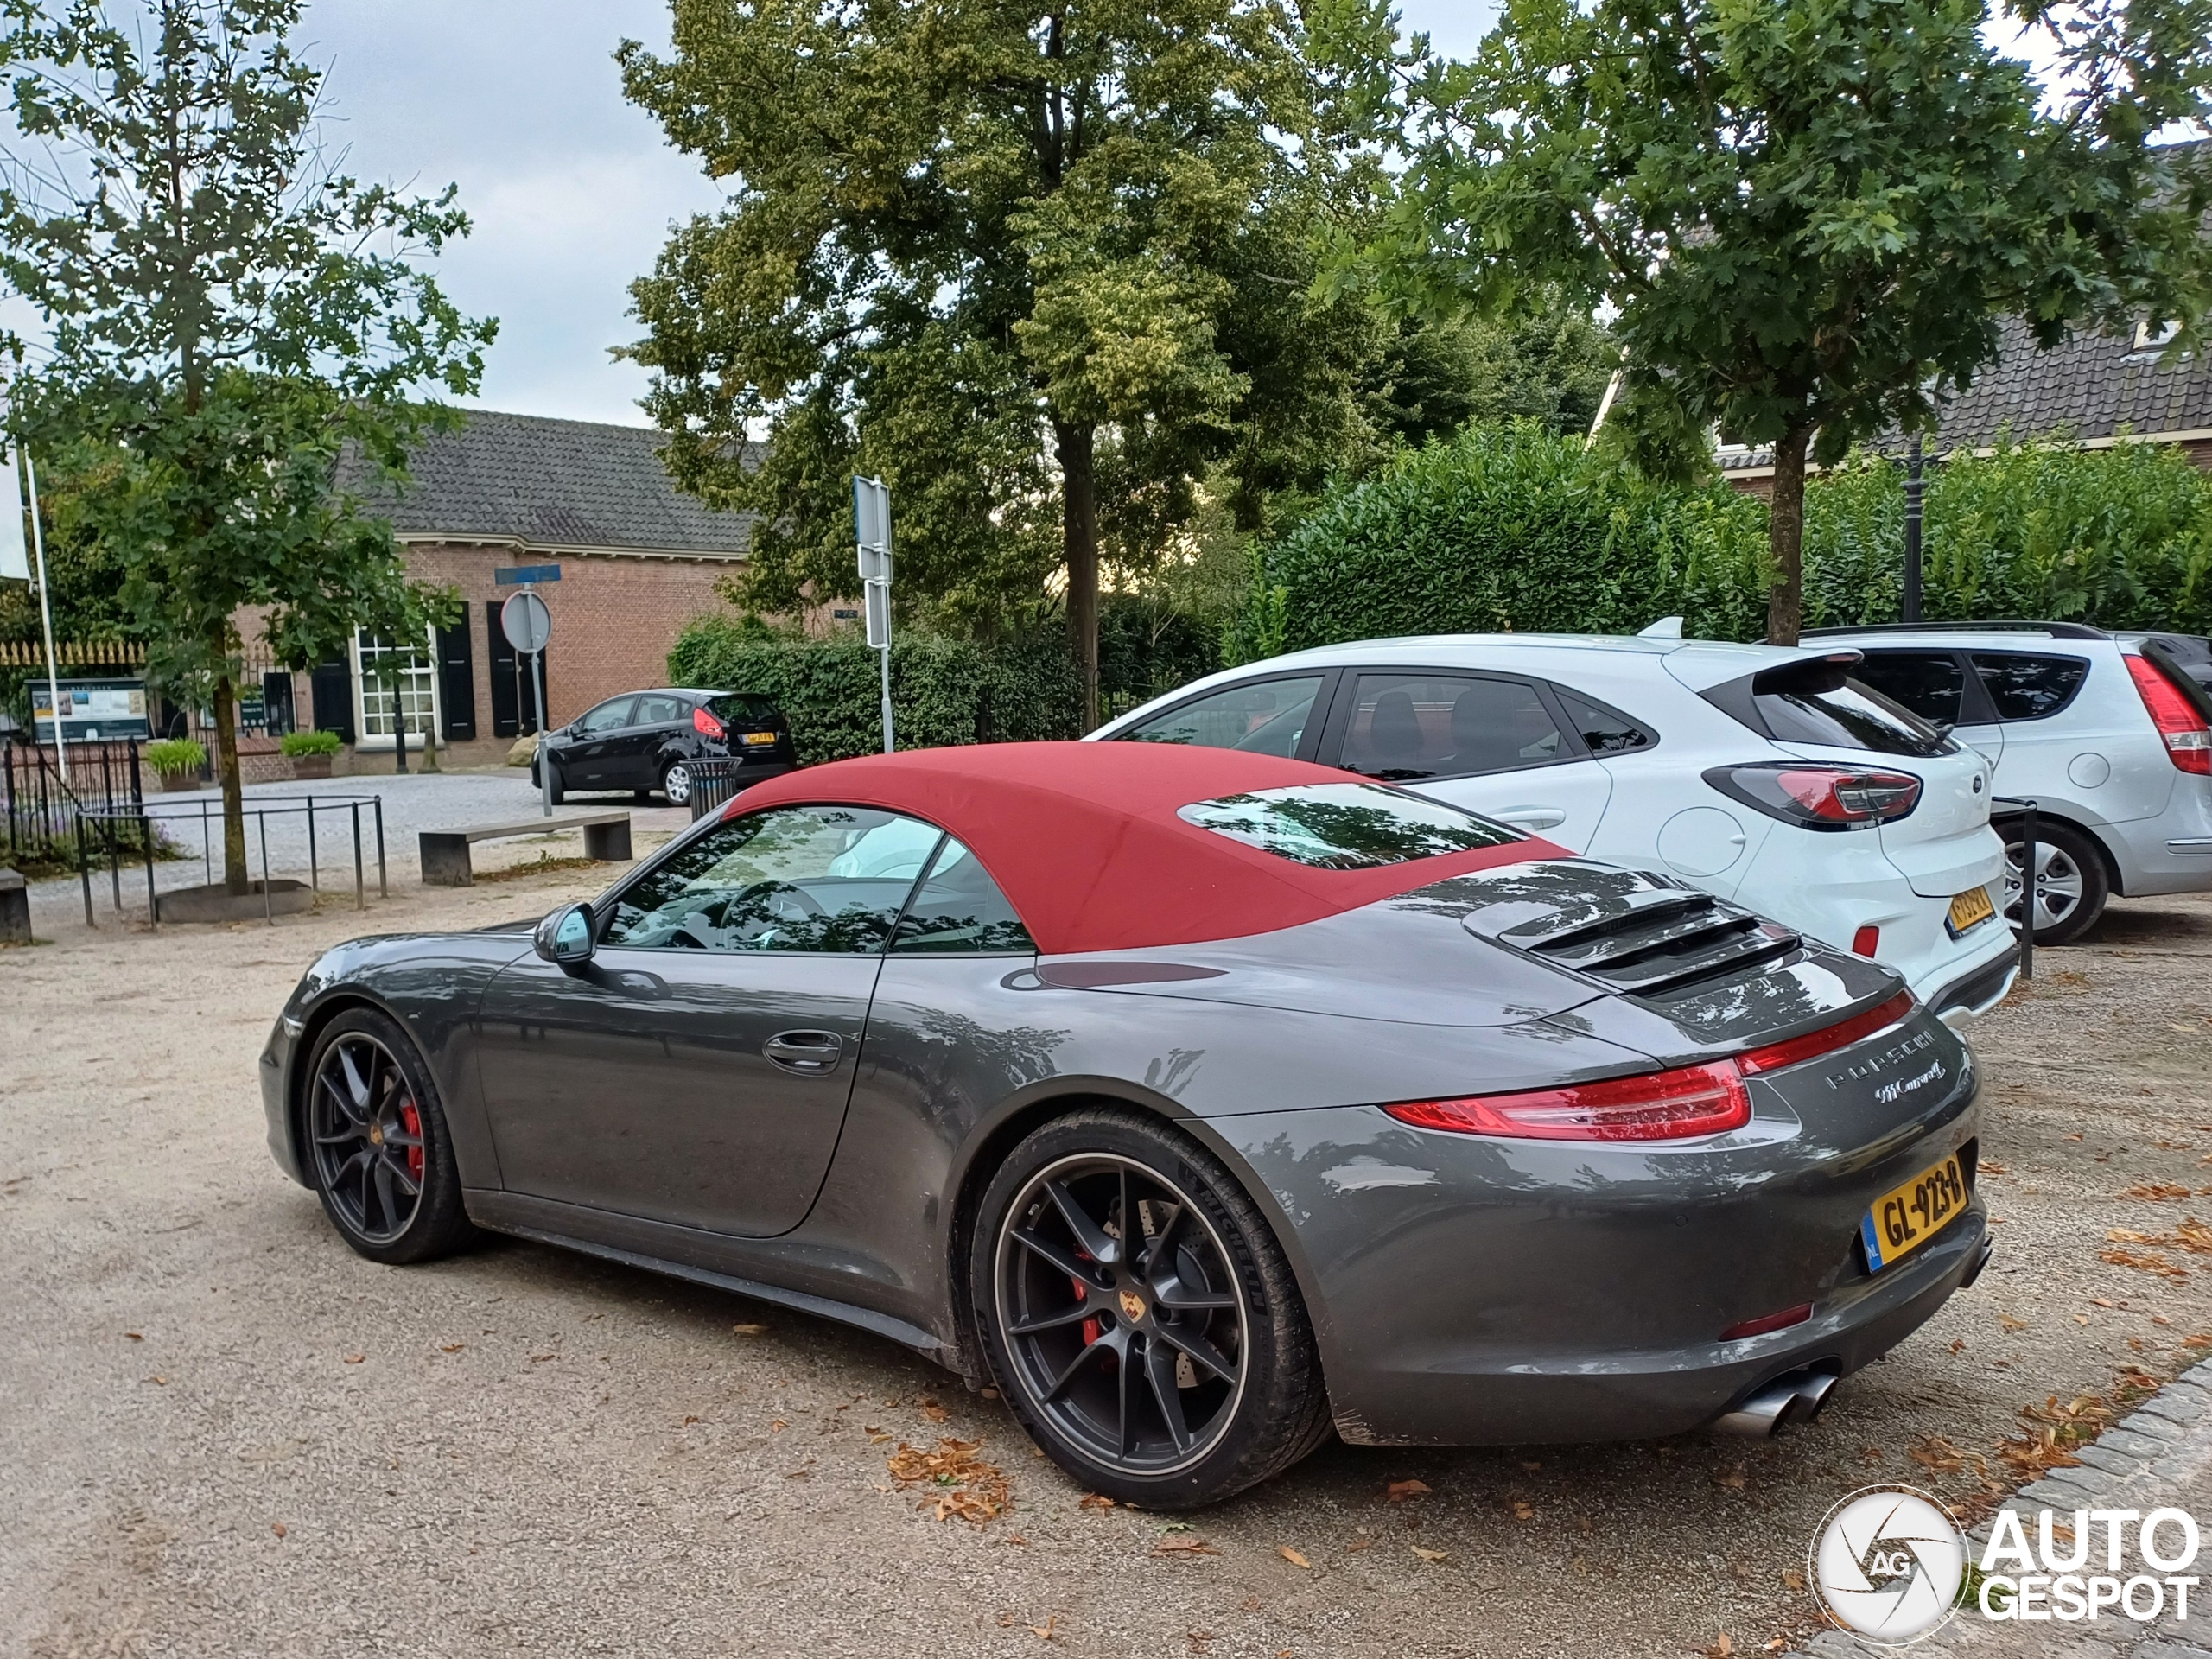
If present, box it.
[770,1418,788,1432]
[1782,1568,1805,1592]
[146,1375,167,1386]
[731,1323,766,1336]
[887,1437,1011,1525]
[1030,1615,1058,1641]
[1513,1500,1536,1517]
[440,1343,464,1353]
[2126,1182,2194,1202]
[343,1353,365,1364]
[1978,1160,2007,1175]
[1706,1637,1733,1659]
[1715,1468,1746,1491]
[1999,1313,2030,1332]
[1410,1545,1448,1564]
[1346,1536,1372,1554]
[1279,1546,1312,1570]
[920,1396,950,1423]
[2101,1247,2188,1281]
[1949,1338,1967,1354]
[1153,1537,1221,1558]
[270,1522,287,1539]
[1385,1478,1431,1503]
[124,1332,143,1342]
[1079,1492,1116,1510]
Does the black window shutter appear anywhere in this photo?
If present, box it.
[439,623,476,741]
[486,601,518,738]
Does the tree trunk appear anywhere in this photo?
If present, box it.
[213,671,248,895]
[1764,426,1814,646]
[1057,419,1100,729]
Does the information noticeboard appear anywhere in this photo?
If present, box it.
[32,678,151,742]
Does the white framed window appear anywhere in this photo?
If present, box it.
[352,626,442,750]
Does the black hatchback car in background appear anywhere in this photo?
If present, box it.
[531,687,795,805]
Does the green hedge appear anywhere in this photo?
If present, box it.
[1271,422,1771,649]
[1269,423,2212,648]
[669,598,1224,760]
[668,621,1085,763]
[1802,439,2212,632]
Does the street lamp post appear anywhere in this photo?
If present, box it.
[1902,433,1924,625]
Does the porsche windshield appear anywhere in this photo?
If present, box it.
[1178,783,1522,870]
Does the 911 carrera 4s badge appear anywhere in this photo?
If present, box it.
[1860,1154,1967,1272]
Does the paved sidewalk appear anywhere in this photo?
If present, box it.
[1808,1362,2212,1656]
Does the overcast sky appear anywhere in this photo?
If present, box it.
[299,0,1497,429]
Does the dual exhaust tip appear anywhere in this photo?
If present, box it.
[1713,1367,1838,1438]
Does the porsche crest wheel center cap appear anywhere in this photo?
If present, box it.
[1118,1289,1147,1323]
[367,1123,385,1147]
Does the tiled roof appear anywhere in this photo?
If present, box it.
[334,409,754,559]
[1917,314,2211,451]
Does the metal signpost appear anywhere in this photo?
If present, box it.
[498,566,558,817]
[853,475,894,753]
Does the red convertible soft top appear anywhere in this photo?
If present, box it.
[723,741,1560,955]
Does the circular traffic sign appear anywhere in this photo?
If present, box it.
[500,589,551,654]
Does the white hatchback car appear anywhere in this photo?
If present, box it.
[1807,623,2212,943]
[1089,632,2020,1024]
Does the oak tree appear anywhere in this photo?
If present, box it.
[620,0,1378,723]
[1345,0,2212,642]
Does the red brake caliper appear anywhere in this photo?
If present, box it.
[401,1103,424,1180]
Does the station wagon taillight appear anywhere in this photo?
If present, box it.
[1704,762,1921,830]
[2125,655,2212,775]
[692,706,726,739]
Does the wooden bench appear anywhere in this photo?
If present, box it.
[419,811,633,887]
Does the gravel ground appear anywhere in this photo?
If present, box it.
[5,874,2211,1659]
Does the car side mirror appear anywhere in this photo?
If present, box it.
[535,901,595,968]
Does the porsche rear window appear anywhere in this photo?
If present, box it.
[1177,783,1522,870]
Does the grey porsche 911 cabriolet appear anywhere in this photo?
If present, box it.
[261,741,1988,1507]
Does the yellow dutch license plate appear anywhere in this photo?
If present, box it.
[1860,1154,1967,1272]
[1947,885,1996,937]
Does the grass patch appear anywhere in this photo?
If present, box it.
[473,853,603,884]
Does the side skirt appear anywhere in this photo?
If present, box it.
[466,1189,948,1360]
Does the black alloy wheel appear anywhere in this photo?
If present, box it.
[305,1008,474,1265]
[973,1109,1332,1508]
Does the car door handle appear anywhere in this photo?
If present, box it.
[764,1030,844,1073]
[1492,805,1568,830]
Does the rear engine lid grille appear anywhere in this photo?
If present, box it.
[1459,861,1800,1001]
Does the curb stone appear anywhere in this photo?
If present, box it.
[1802,1357,2212,1656]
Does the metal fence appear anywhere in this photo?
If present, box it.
[73,792,389,928]
[3,738,144,867]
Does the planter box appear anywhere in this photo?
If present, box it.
[289,755,333,780]
[155,770,204,794]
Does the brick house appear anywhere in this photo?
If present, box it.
[1718,313,2212,498]
[257,410,753,772]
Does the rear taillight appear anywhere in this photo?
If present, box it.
[1704,763,1921,830]
[692,706,726,739]
[1382,990,1918,1142]
[1382,1060,1751,1142]
[1737,989,1915,1075]
[2125,655,2212,775]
